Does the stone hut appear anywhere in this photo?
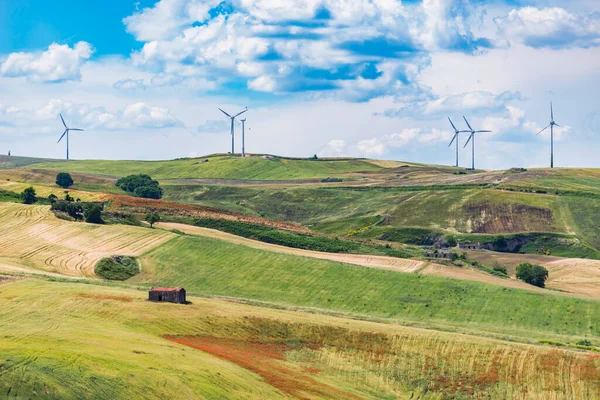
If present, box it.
[424,249,455,259]
[457,242,481,250]
[148,287,186,304]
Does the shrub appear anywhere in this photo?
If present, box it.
[84,203,104,224]
[48,193,58,204]
[51,201,84,219]
[577,339,593,347]
[64,192,74,202]
[116,174,163,199]
[493,265,508,276]
[95,256,139,280]
[146,213,160,228]
[516,263,549,288]
[21,187,37,204]
[55,172,74,188]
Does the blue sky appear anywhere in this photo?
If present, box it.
[0,0,599,169]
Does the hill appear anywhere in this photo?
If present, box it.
[1,278,599,399]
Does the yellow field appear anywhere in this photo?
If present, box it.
[0,203,174,277]
[1,278,598,400]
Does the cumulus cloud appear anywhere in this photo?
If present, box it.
[0,42,93,82]
[113,79,146,90]
[382,90,521,119]
[356,137,386,156]
[495,7,600,48]
[122,102,181,128]
[319,139,346,156]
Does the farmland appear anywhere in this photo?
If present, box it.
[1,154,600,398]
[1,278,599,400]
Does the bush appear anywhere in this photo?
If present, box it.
[516,263,549,288]
[21,187,37,204]
[577,339,593,347]
[64,192,74,202]
[116,174,163,199]
[493,265,508,276]
[133,185,163,199]
[95,256,139,280]
[51,201,84,219]
[48,194,58,204]
[55,172,74,188]
[146,213,160,228]
[84,203,104,224]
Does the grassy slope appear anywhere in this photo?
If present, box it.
[27,155,383,180]
[136,234,600,343]
[2,278,599,400]
[501,168,600,195]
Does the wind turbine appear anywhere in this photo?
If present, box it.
[218,107,247,155]
[537,102,561,168]
[462,116,491,170]
[240,118,247,158]
[57,114,83,160]
[447,117,469,168]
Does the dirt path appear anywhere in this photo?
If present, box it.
[156,222,426,273]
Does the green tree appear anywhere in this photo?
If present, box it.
[48,193,58,203]
[516,263,548,288]
[146,213,160,228]
[84,203,103,224]
[115,174,163,199]
[55,172,74,188]
[133,185,163,199]
[21,187,37,204]
[64,192,74,202]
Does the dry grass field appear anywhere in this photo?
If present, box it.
[0,203,174,277]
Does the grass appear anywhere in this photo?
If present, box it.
[136,234,600,342]
[1,278,599,399]
[186,217,419,258]
[26,154,383,180]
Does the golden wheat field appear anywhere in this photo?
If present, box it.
[0,203,174,277]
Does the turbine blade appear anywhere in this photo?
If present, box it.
[551,102,554,121]
[60,114,67,128]
[218,108,232,118]
[475,130,492,133]
[234,108,248,118]
[70,128,84,131]
[554,123,560,128]
[57,130,67,143]
[448,133,458,147]
[448,117,458,132]
[463,116,473,132]
[463,133,473,148]
[537,125,550,135]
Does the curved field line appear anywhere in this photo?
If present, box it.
[0,203,176,277]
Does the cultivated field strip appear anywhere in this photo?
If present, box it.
[0,203,175,277]
[156,221,426,273]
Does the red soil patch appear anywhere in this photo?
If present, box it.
[165,335,362,400]
[77,293,133,302]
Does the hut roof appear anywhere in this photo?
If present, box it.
[150,287,183,292]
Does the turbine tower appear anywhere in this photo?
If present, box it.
[537,102,561,168]
[240,118,247,158]
[462,116,491,170]
[57,114,83,160]
[218,107,247,155]
[447,117,469,168]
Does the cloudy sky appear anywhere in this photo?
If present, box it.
[0,0,599,169]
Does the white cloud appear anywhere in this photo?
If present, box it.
[122,102,182,128]
[319,139,346,156]
[356,137,386,156]
[113,79,146,90]
[0,42,93,82]
[495,7,600,48]
[248,75,277,92]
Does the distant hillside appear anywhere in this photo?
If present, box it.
[0,154,61,169]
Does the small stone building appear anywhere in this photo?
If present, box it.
[424,249,455,259]
[457,242,481,250]
[148,287,186,304]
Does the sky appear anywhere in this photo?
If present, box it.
[0,0,599,169]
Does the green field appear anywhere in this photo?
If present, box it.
[3,278,598,399]
[135,234,600,343]
[26,155,383,180]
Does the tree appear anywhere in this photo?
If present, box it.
[48,194,58,203]
[21,187,37,204]
[55,172,74,188]
[516,263,548,288]
[64,192,74,202]
[84,203,103,224]
[146,213,160,228]
[133,185,163,199]
[115,174,163,199]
